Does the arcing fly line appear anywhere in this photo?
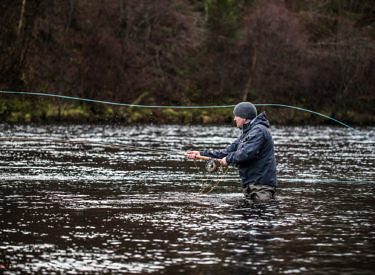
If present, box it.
[0,90,370,139]
[0,90,235,109]
[1,90,372,193]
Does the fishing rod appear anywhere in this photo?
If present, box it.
[0,137,184,157]
[184,153,222,173]
[1,137,225,194]
[0,137,223,173]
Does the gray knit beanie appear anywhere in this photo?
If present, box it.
[233,102,257,119]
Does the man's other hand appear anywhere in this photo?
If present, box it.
[186,151,200,159]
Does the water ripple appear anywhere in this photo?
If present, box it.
[0,124,374,274]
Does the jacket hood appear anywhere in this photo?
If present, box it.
[242,112,269,133]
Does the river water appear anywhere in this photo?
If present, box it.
[1,123,374,274]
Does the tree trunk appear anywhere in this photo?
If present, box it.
[242,35,258,102]
[17,0,27,38]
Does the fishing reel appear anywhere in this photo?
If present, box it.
[184,153,221,173]
[205,159,219,173]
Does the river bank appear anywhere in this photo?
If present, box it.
[0,98,374,125]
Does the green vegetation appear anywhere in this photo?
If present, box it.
[0,0,374,124]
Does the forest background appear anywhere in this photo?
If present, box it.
[0,0,374,125]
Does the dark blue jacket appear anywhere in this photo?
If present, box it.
[200,112,277,188]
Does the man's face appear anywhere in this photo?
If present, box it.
[234,116,250,129]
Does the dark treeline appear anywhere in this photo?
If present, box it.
[0,0,374,124]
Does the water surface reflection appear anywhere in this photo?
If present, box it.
[1,124,374,274]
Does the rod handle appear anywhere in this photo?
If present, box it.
[184,153,211,161]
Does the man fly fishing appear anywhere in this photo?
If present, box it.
[186,102,277,202]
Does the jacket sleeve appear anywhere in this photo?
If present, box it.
[200,136,240,159]
[226,126,265,164]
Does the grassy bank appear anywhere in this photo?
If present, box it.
[0,99,374,125]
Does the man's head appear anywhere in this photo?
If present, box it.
[233,102,257,128]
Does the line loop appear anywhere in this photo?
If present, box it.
[1,90,371,139]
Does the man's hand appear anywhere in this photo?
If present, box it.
[218,157,228,166]
[186,151,200,159]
